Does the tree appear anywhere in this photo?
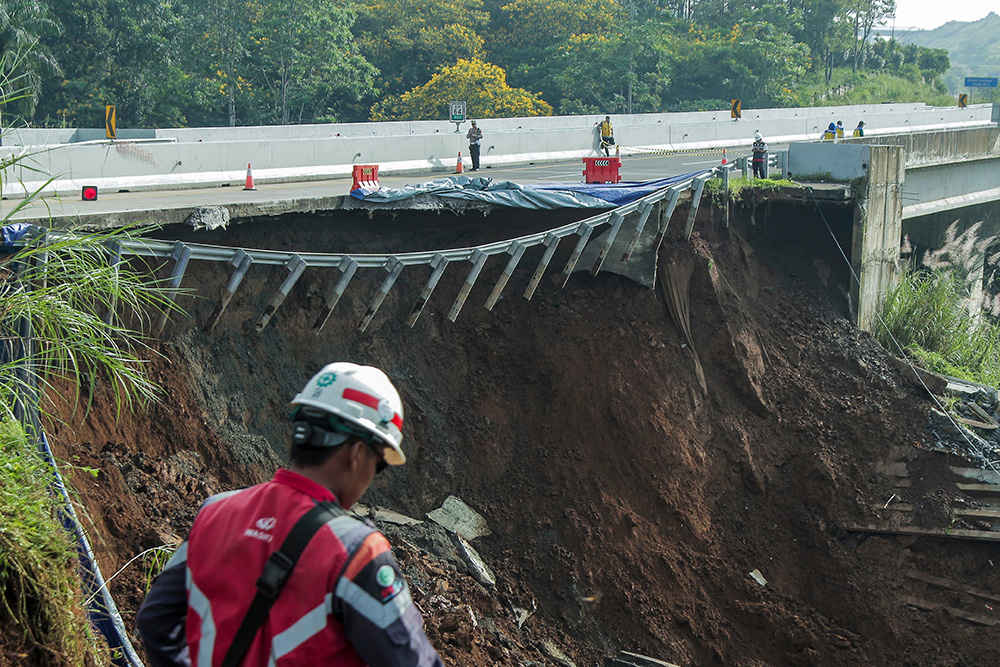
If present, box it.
[178,0,259,127]
[845,0,894,72]
[250,0,376,124]
[663,21,809,109]
[0,0,60,120]
[370,58,552,120]
[353,0,488,97]
[36,0,189,128]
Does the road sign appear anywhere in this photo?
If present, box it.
[959,94,968,108]
[964,77,998,88]
[105,105,116,139]
[730,99,742,119]
[449,101,466,122]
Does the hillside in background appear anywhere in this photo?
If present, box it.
[893,12,1000,94]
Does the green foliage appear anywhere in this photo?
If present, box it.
[876,222,1000,388]
[2,0,980,125]
[355,0,488,98]
[371,58,552,121]
[705,175,801,204]
[0,420,109,665]
[0,228,178,421]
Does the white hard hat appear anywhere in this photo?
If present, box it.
[754,131,762,141]
[290,362,406,465]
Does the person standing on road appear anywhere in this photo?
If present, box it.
[751,131,768,179]
[823,122,837,140]
[597,115,615,156]
[836,120,845,139]
[853,120,865,137]
[466,120,483,171]
[137,362,444,667]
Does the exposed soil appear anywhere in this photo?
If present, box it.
[12,199,1000,665]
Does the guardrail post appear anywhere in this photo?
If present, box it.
[312,256,359,332]
[486,241,526,311]
[684,174,712,240]
[561,222,595,287]
[722,166,730,229]
[255,254,307,333]
[103,240,122,325]
[621,199,655,263]
[407,253,448,327]
[524,233,559,300]
[739,156,748,179]
[359,257,404,332]
[448,249,487,322]
[655,187,682,249]
[204,249,253,333]
[155,241,191,336]
[591,211,625,276]
[776,150,788,179]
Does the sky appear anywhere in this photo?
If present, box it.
[889,0,995,31]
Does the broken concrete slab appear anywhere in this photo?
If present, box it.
[451,532,496,588]
[888,356,948,395]
[373,509,423,526]
[749,569,768,587]
[185,206,230,231]
[540,639,576,667]
[427,495,491,540]
[609,651,682,667]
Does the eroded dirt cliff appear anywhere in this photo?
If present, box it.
[31,204,1000,666]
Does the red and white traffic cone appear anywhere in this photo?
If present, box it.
[243,163,257,191]
[721,149,728,165]
[455,152,464,174]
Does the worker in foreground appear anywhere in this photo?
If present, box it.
[137,362,444,667]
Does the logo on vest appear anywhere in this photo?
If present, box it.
[376,565,403,603]
[245,516,277,542]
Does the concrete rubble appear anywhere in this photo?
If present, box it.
[427,495,492,540]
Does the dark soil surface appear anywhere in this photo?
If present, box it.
[11,201,1000,665]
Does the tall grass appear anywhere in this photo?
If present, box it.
[876,223,1000,387]
[0,420,110,665]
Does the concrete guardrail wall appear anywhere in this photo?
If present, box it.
[0,102,995,199]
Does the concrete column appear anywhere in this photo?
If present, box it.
[852,145,905,331]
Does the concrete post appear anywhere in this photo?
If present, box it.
[852,145,905,331]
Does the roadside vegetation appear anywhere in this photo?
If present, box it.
[0,48,175,662]
[0,420,108,665]
[876,223,1000,388]
[0,0,957,127]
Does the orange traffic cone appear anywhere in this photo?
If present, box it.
[615,144,620,159]
[721,149,728,165]
[243,163,257,191]
[455,152,464,174]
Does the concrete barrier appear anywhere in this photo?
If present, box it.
[0,103,995,200]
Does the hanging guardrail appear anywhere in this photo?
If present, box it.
[74,167,732,334]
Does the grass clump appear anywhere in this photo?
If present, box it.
[705,176,802,205]
[876,222,1000,388]
[0,420,108,665]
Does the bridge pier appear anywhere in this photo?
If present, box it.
[852,145,905,332]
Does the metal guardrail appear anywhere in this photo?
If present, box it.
[63,169,730,334]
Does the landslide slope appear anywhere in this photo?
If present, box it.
[38,208,1000,666]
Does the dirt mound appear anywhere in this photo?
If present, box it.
[31,206,1000,666]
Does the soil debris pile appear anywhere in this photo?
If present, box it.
[23,210,1000,666]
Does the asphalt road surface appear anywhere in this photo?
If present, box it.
[7,144,780,227]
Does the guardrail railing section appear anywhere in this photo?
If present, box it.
[109,170,730,334]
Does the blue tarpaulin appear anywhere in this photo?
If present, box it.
[1,223,37,250]
[351,172,706,209]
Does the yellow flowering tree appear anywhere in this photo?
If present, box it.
[370,58,552,120]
